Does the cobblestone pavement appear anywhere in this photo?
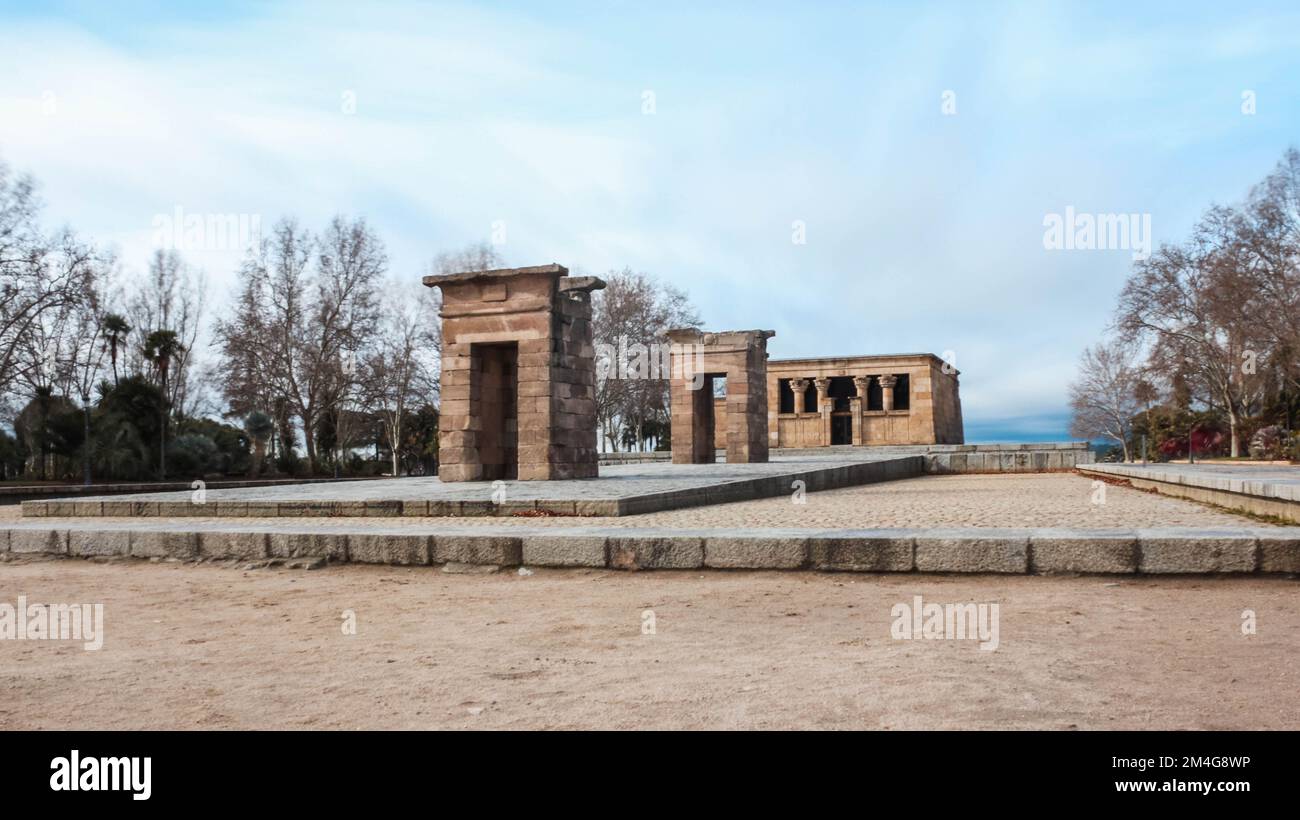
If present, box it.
[3,473,1274,529]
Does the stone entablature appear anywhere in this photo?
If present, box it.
[424,263,604,482]
[763,354,963,448]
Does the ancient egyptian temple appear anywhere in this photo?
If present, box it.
[709,354,964,451]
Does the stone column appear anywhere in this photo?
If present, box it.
[879,374,898,412]
[852,375,870,445]
[790,378,809,414]
[814,377,831,446]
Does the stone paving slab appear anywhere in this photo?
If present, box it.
[21,454,920,519]
[1082,463,1300,502]
[4,519,1297,575]
[0,475,379,502]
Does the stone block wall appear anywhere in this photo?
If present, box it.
[668,329,774,464]
[425,264,603,482]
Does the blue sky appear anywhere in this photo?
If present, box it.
[2,1,1298,440]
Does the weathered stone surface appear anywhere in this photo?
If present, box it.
[808,532,913,571]
[69,530,130,557]
[349,534,430,565]
[669,328,774,465]
[441,562,499,574]
[521,535,606,567]
[1138,531,1257,573]
[429,264,603,483]
[1257,530,1300,573]
[608,536,703,570]
[268,532,348,561]
[705,535,807,569]
[10,528,66,554]
[276,502,335,518]
[363,501,402,517]
[129,530,198,559]
[432,535,522,566]
[455,500,494,517]
[574,500,620,516]
[1030,530,1138,574]
[200,531,268,560]
[914,531,1029,573]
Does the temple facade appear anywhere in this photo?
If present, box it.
[714,353,963,450]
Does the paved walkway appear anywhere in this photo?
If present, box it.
[23,454,918,518]
[1084,462,1300,502]
[5,473,1278,529]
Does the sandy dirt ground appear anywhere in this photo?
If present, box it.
[2,556,1297,730]
[0,473,1273,529]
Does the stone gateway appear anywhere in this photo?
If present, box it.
[423,263,604,482]
[667,328,775,464]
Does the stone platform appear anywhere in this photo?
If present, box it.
[1080,462,1300,524]
[21,454,923,519]
[4,519,1297,574]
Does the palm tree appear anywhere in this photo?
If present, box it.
[102,313,131,386]
[244,411,274,477]
[143,330,183,477]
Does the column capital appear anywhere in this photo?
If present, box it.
[813,376,831,397]
[853,375,871,393]
[789,377,810,391]
[878,374,898,389]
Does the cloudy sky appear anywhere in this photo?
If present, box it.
[2,1,1299,440]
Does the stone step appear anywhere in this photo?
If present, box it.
[3,522,1297,575]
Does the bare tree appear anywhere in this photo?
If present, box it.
[361,279,437,475]
[1116,226,1266,457]
[0,162,97,409]
[1068,338,1142,461]
[216,216,386,474]
[66,267,115,484]
[125,249,208,418]
[591,269,701,452]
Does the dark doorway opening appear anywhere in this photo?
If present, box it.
[831,414,852,445]
[474,342,518,480]
[892,374,910,410]
[828,376,855,412]
[778,379,794,413]
[696,373,720,462]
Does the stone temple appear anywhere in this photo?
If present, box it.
[426,262,963,481]
[714,354,964,451]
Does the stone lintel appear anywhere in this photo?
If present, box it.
[666,328,776,346]
[558,276,607,294]
[422,263,569,289]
